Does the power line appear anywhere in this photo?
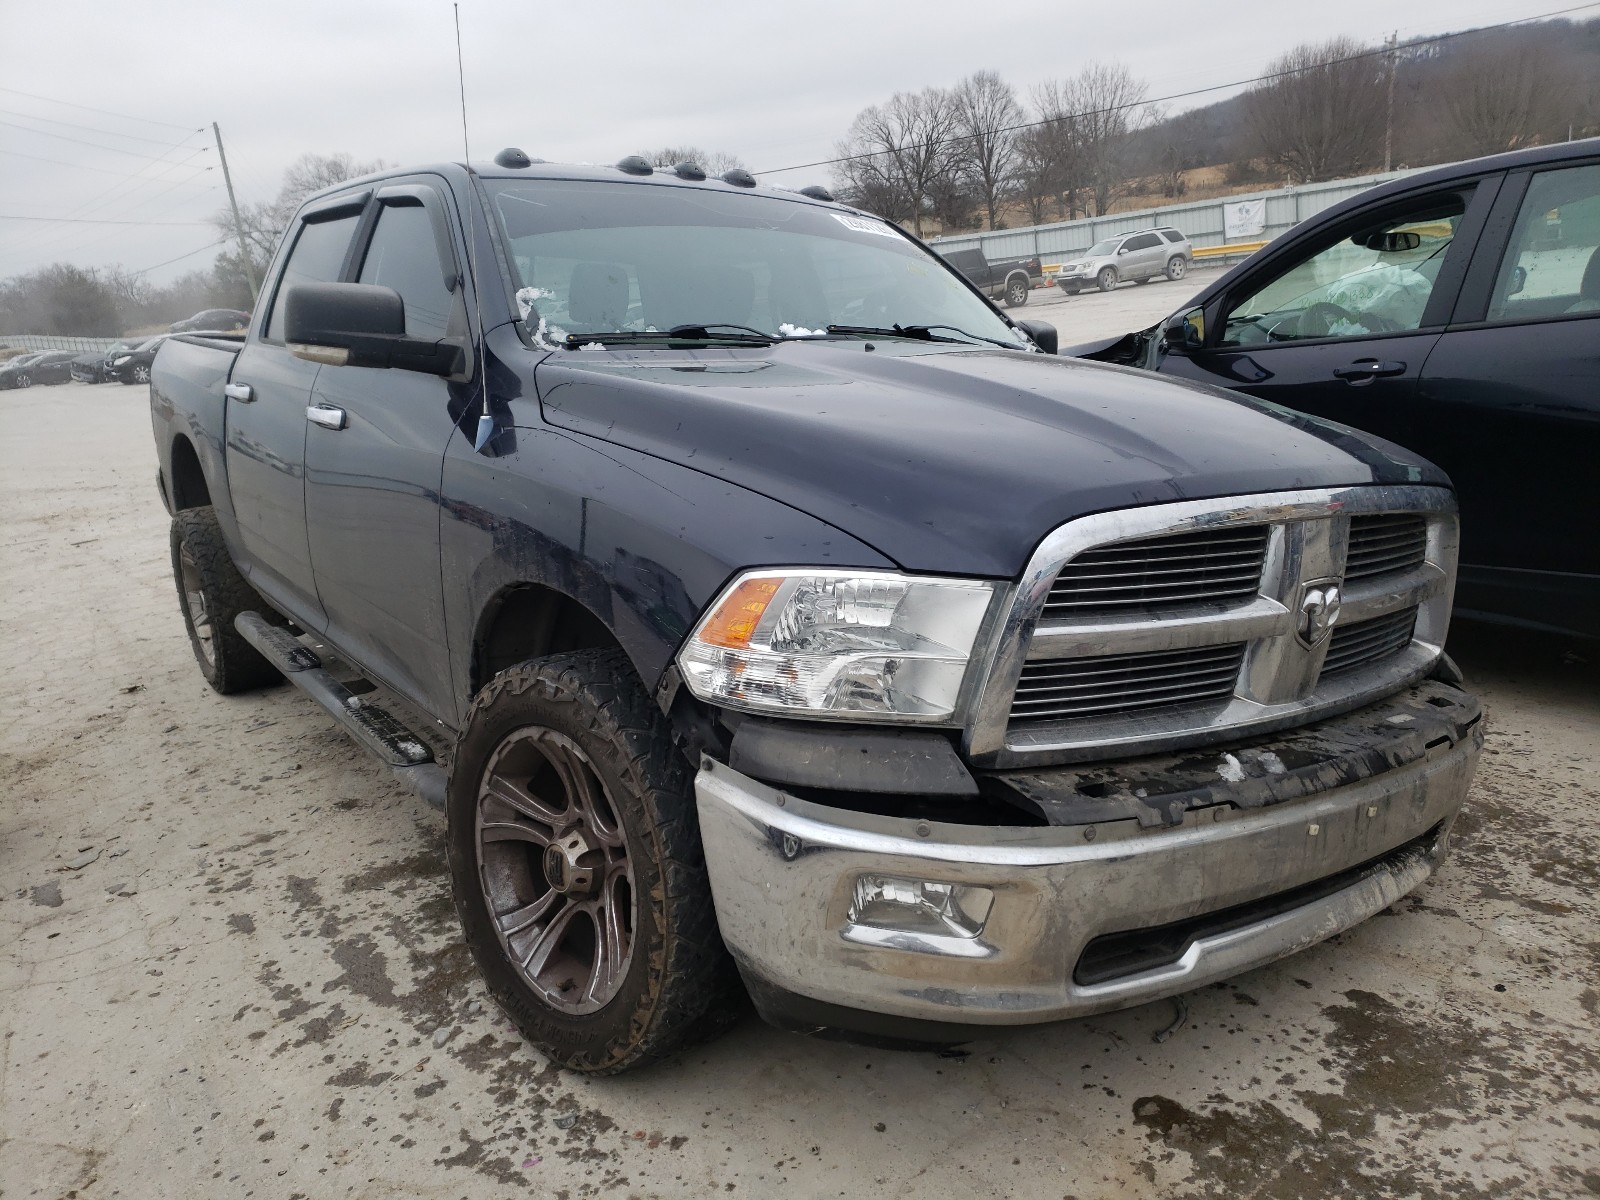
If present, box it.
[130,237,233,276]
[753,0,1600,176]
[0,107,203,146]
[0,119,211,164]
[0,214,214,226]
[0,85,199,131]
[0,148,216,181]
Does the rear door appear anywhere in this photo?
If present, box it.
[1415,156,1600,636]
[226,192,366,628]
[1156,179,1498,449]
[302,178,469,717]
[1119,232,1163,279]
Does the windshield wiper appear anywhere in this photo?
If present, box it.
[564,325,774,348]
[824,323,1019,349]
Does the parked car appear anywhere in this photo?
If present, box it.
[938,246,1044,307]
[151,152,1481,1073]
[108,335,176,384]
[1073,138,1600,641]
[0,350,76,387]
[71,346,121,383]
[169,308,250,333]
[1056,227,1193,294]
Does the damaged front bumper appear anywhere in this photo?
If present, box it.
[695,680,1482,1040]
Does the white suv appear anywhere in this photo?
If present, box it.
[1056,227,1193,294]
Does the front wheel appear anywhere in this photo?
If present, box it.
[1003,275,1030,307]
[126,364,151,385]
[448,649,739,1074]
[1096,267,1118,293]
[1166,256,1188,281]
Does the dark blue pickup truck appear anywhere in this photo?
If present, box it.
[149,152,1482,1073]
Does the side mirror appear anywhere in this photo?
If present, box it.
[1162,307,1205,351]
[1117,246,1130,255]
[1508,265,1527,296]
[284,283,465,376]
[1016,319,1057,355]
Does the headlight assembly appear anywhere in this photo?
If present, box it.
[676,570,996,722]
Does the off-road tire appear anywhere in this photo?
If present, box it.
[1096,267,1118,293]
[1165,255,1188,281]
[1003,274,1030,307]
[169,505,283,694]
[448,649,740,1074]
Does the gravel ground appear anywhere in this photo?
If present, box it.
[2,307,1597,1198]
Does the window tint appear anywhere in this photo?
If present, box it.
[1487,164,1600,321]
[1161,229,1185,243]
[1220,194,1468,346]
[1124,233,1161,251]
[357,201,457,339]
[266,212,361,342]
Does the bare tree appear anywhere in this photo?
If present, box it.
[1244,38,1387,182]
[834,88,959,237]
[1011,125,1057,226]
[639,146,747,174]
[214,152,389,279]
[950,71,1022,230]
[1072,63,1150,216]
[1028,79,1083,219]
[1441,45,1574,156]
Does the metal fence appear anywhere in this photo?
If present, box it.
[0,334,125,353]
[929,166,1426,266]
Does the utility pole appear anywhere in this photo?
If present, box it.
[212,122,260,301]
[1383,31,1398,174]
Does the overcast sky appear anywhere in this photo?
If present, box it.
[0,0,1580,286]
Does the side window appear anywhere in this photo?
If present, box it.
[265,213,361,342]
[1161,229,1185,244]
[1487,164,1600,321]
[357,202,458,339]
[1124,233,1161,251]
[1219,193,1469,346]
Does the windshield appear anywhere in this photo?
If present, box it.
[1085,239,1120,256]
[487,180,1027,348]
[134,337,166,352]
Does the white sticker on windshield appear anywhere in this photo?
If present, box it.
[832,213,900,239]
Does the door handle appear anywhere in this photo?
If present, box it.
[306,403,347,431]
[223,382,253,402]
[1333,360,1406,382]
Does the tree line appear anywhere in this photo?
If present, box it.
[830,17,1600,234]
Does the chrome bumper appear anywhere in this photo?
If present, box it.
[696,710,1480,1029]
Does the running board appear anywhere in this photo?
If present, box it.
[234,611,447,811]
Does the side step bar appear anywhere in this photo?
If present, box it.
[235,611,447,811]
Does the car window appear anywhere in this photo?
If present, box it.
[1161,230,1185,243]
[1124,233,1161,251]
[1487,163,1600,321]
[1086,239,1119,256]
[357,201,457,339]
[1220,194,1469,346]
[265,212,362,342]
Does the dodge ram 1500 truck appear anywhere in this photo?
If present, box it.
[149,151,1482,1074]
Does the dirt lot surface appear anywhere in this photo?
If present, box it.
[3,304,1597,1198]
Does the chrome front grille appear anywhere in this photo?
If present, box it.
[1043,527,1269,618]
[965,486,1459,767]
[1011,644,1246,724]
[1346,514,1428,580]
[1321,607,1418,678]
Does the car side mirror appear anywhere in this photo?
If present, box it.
[1508,265,1527,297]
[1162,307,1205,351]
[1016,320,1057,355]
[1117,246,1130,255]
[284,283,465,376]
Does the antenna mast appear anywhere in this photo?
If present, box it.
[454,3,496,452]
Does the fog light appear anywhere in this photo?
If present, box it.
[849,875,993,939]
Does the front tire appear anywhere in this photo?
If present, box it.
[1096,267,1118,293]
[448,649,738,1074]
[14,373,30,388]
[170,506,283,693]
[1003,275,1030,307]
[1165,256,1188,281]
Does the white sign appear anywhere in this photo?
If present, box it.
[1223,199,1267,240]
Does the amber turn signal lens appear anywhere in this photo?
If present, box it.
[696,577,781,649]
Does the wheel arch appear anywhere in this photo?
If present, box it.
[470,581,628,698]
[168,434,213,511]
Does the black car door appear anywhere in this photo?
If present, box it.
[1413,156,1600,638]
[226,194,366,628]
[1157,179,1499,454]
[302,179,467,719]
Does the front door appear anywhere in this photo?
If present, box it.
[225,204,365,627]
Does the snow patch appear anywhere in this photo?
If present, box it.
[515,286,555,321]
[1217,752,1246,783]
[778,323,824,338]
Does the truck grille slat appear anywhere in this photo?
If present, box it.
[1320,608,1418,678]
[1044,527,1268,619]
[1010,644,1245,723]
[1346,515,1427,580]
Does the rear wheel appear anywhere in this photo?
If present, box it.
[1165,256,1188,281]
[1004,275,1030,307]
[448,649,739,1074]
[1096,267,1118,293]
[170,506,283,693]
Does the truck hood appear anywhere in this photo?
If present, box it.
[532,340,1444,578]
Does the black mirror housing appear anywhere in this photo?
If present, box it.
[284,283,465,377]
[1016,319,1057,355]
[1162,307,1205,351]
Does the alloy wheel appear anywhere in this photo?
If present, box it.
[178,542,215,666]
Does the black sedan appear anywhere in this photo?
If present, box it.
[107,335,175,385]
[70,345,127,383]
[0,350,76,388]
[1076,137,1600,642]
[169,308,250,333]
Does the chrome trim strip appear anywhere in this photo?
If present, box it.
[962,485,1457,767]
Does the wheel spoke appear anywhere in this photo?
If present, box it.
[495,889,560,937]
[480,817,550,845]
[521,900,581,977]
[589,880,629,1003]
[484,772,569,829]
[542,734,621,846]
